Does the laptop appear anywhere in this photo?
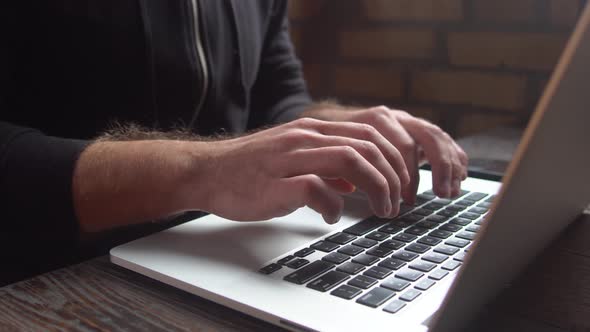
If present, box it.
[110,4,590,331]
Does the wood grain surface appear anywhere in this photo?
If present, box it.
[1,216,589,331]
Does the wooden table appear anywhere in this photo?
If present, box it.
[1,212,589,331]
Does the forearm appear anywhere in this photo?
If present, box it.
[73,140,211,232]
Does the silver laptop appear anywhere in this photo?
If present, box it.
[111,4,590,331]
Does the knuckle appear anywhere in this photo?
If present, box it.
[357,141,380,161]
[292,117,319,129]
[357,123,378,139]
[338,146,361,167]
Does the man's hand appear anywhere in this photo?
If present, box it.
[195,118,411,224]
[302,105,468,204]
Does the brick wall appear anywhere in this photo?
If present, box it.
[289,0,586,137]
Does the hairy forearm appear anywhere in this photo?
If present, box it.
[72,139,211,232]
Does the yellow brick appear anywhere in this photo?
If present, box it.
[334,65,404,99]
[364,0,463,21]
[448,32,568,71]
[456,113,520,137]
[340,29,436,59]
[472,0,536,22]
[411,70,527,111]
[550,0,580,27]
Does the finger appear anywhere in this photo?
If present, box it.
[306,121,411,187]
[370,119,420,206]
[279,146,395,217]
[324,178,356,194]
[398,117,454,198]
[287,134,401,215]
[277,175,344,224]
[453,141,469,180]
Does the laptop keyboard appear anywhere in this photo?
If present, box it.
[259,190,495,314]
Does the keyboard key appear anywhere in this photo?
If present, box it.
[450,217,471,226]
[392,220,415,228]
[415,278,436,291]
[454,200,473,207]
[348,275,378,289]
[442,260,462,271]
[286,258,309,269]
[364,266,394,280]
[429,230,453,239]
[400,289,422,302]
[277,255,295,265]
[454,251,467,262]
[422,252,449,264]
[446,205,466,212]
[456,231,477,241]
[437,210,458,218]
[311,241,339,252]
[307,271,350,292]
[400,214,423,223]
[417,192,436,201]
[429,269,449,280]
[466,192,488,201]
[294,247,315,258]
[378,258,406,271]
[331,284,362,300]
[412,208,433,216]
[475,219,486,226]
[485,195,496,203]
[366,231,390,241]
[366,246,395,258]
[381,277,411,291]
[423,203,445,211]
[445,238,470,248]
[418,236,442,246]
[352,238,378,248]
[434,245,460,255]
[356,287,396,308]
[343,217,385,236]
[398,203,415,215]
[259,263,282,275]
[326,232,357,245]
[416,220,439,229]
[477,202,492,209]
[392,233,417,243]
[459,212,480,220]
[457,189,470,197]
[439,224,462,232]
[383,299,407,314]
[284,260,334,285]
[352,254,380,266]
[395,269,424,282]
[405,226,429,236]
[337,262,366,275]
[469,207,488,214]
[466,225,481,233]
[338,245,364,256]
[409,261,436,272]
[392,251,419,262]
[433,199,453,205]
[379,224,402,234]
[322,252,351,265]
[380,239,406,250]
[427,215,449,223]
[406,243,431,254]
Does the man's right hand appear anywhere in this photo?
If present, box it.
[193,118,411,224]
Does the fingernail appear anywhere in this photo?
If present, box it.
[328,212,341,225]
[384,198,392,217]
